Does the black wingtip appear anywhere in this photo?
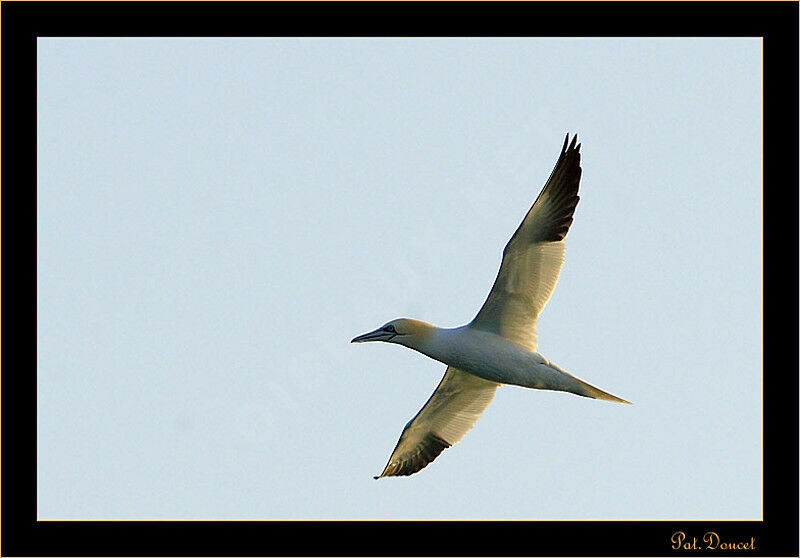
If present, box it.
[562,133,580,154]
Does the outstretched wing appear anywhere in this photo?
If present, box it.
[375,367,499,478]
[470,134,582,351]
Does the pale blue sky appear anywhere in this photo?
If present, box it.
[37,38,762,519]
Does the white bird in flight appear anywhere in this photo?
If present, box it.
[352,134,631,479]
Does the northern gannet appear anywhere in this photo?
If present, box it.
[352,134,630,479]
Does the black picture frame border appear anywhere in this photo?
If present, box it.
[3,1,796,556]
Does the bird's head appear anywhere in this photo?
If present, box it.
[351,318,434,346]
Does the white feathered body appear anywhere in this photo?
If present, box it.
[399,325,625,402]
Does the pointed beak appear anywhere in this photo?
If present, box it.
[351,327,395,343]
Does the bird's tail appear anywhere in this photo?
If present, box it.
[570,376,632,405]
[539,359,632,404]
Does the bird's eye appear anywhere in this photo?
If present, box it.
[384,325,397,333]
